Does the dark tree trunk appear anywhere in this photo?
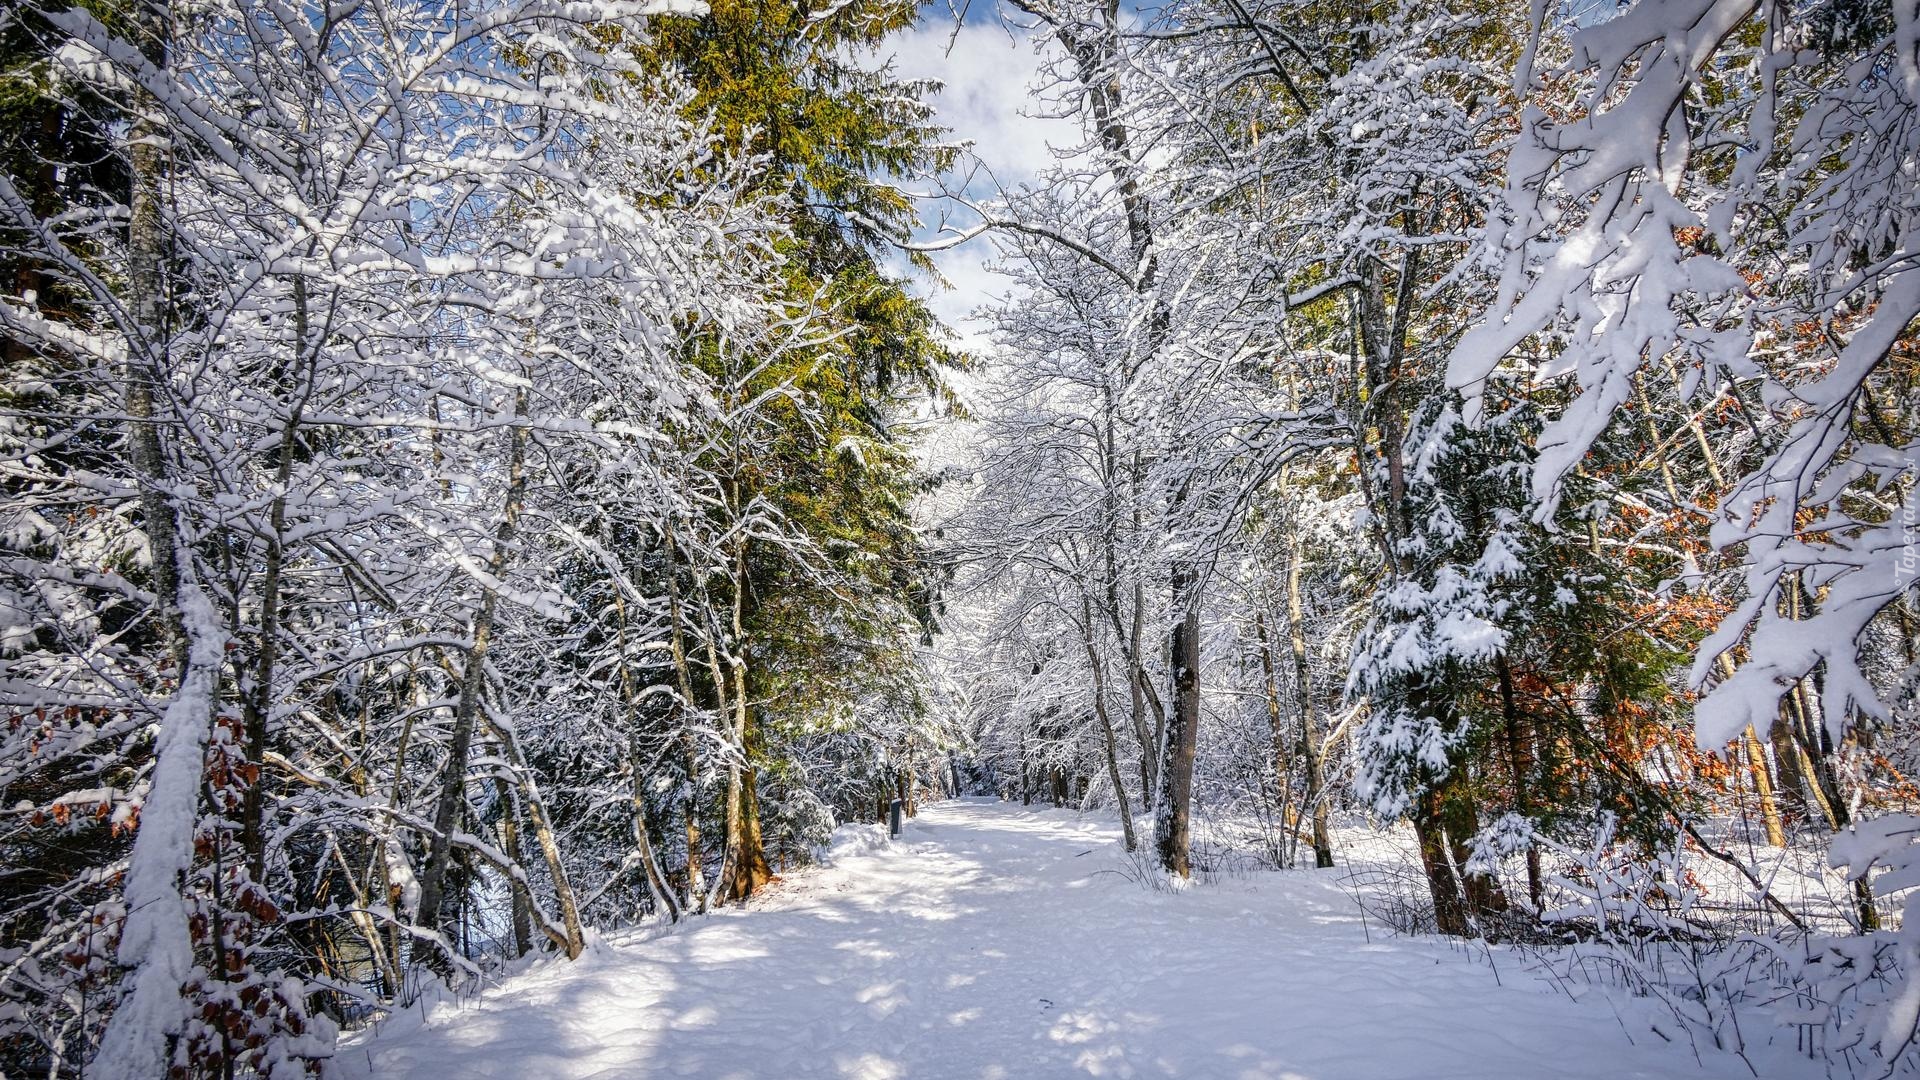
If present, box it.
[1155,565,1201,877]
[1496,656,1541,907]
[1412,789,1470,937]
[1443,793,1507,928]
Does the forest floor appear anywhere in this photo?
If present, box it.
[342,798,1787,1079]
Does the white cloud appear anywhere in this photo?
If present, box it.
[889,19,1059,188]
[879,13,1068,351]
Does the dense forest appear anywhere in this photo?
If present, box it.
[0,0,1915,1076]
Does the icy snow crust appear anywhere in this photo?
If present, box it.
[345,799,1762,1078]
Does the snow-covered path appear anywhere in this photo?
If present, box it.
[345,799,1759,1079]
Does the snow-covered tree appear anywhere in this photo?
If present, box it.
[0,0,798,1071]
[1452,0,1920,1048]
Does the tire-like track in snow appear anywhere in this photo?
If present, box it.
[346,798,1763,1079]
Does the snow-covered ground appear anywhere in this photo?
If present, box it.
[342,799,1787,1079]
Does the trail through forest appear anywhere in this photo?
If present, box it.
[344,800,1757,1079]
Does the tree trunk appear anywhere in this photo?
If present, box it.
[628,751,680,923]
[97,619,222,1076]
[1155,564,1201,877]
[1413,789,1470,937]
[1097,391,1160,804]
[485,715,585,958]
[695,566,741,908]
[1442,792,1507,928]
[415,389,527,968]
[1284,535,1334,869]
[726,765,774,901]
[1783,575,1846,832]
[718,686,771,904]
[1777,594,1877,929]
[1769,704,1825,826]
[124,1,186,675]
[1495,655,1541,906]
[1079,595,1135,850]
[240,266,317,882]
[1253,612,1292,865]
[713,493,773,903]
[1091,709,1137,850]
[1120,575,1163,802]
[612,585,680,925]
[92,5,225,1070]
[1742,725,1787,848]
[492,777,533,958]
